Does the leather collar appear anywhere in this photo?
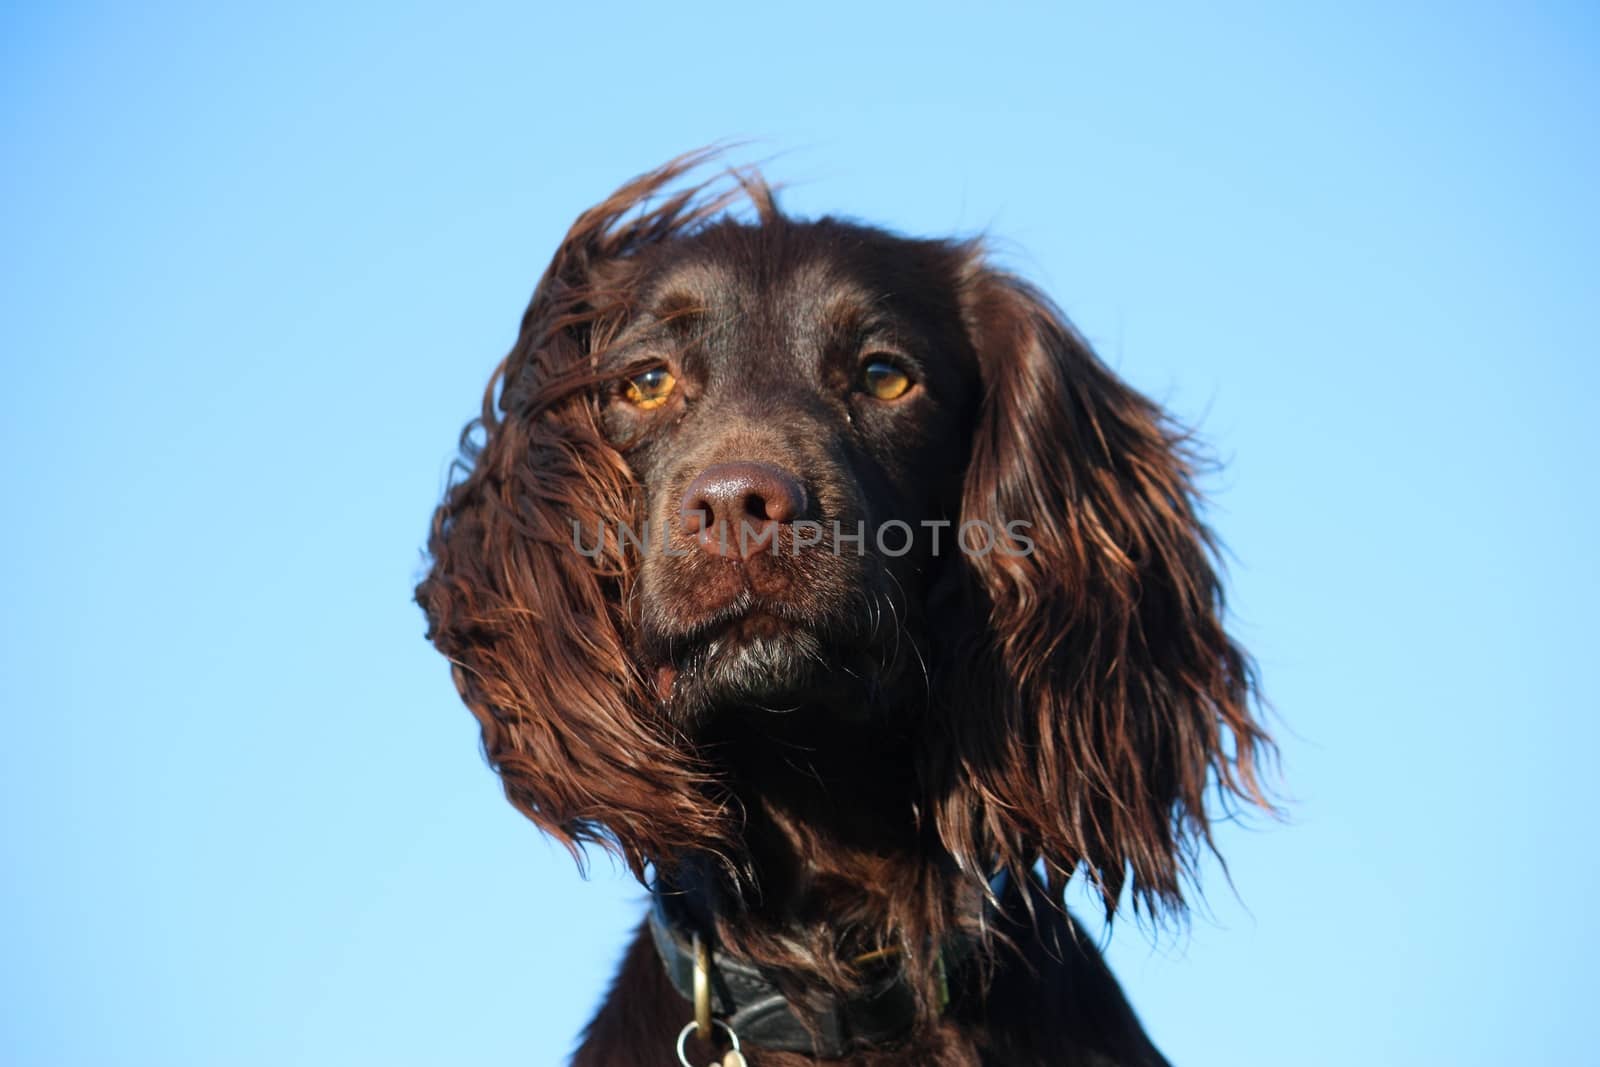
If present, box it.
[647,871,1008,1058]
[647,897,923,1057]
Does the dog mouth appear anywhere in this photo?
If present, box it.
[649,597,822,708]
[640,591,889,716]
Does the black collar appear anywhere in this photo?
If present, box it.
[647,872,1008,1059]
[647,896,923,1057]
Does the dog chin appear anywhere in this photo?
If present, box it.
[710,633,819,700]
[646,601,899,724]
[671,628,824,716]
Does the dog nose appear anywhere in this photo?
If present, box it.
[680,461,809,558]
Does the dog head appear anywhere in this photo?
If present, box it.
[417,151,1274,913]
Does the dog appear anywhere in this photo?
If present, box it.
[416,150,1275,1065]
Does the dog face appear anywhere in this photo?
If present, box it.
[595,222,979,724]
[419,153,1273,911]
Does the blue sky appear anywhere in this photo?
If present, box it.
[2,3,1596,1064]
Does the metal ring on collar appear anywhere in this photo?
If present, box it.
[675,1017,741,1066]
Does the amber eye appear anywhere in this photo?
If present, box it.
[861,359,911,400]
[623,367,677,409]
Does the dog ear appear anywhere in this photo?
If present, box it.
[934,261,1275,917]
[416,153,748,878]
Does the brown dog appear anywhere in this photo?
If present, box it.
[417,151,1274,1065]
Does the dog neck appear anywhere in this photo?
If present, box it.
[649,704,992,1056]
[703,701,936,893]
[655,702,979,1017]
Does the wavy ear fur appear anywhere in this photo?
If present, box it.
[936,261,1275,918]
[416,152,759,877]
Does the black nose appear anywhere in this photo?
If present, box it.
[680,461,809,558]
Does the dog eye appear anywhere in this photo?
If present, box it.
[623,367,677,409]
[860,358,912,401]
